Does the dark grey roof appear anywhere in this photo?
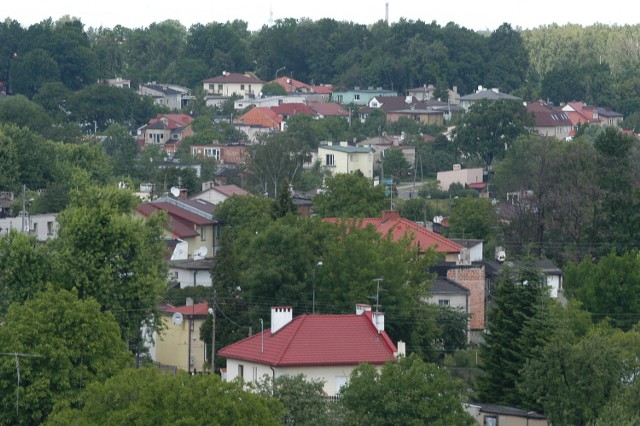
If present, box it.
[484,259,563,279]
[460,90,521,102]
[451,239,483,249]
[143,84,188,96]
[430,278,470,295]
[472,403,546,420]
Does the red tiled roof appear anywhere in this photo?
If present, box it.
[202,73,263,84]
[324,211,462,255]
[527,102,572,127]
[161,302,209,316]
[211,184,249,197]
[136,202,215,238]
[273,76,313,93]
[312,85,333,95]
[218,312,397,367]
[309,102,349,117]
[236,107,282,129]
[271,103,314,116]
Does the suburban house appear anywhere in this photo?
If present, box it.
[202,72,264,99]
[357,135,416,169]
[560,102,623,130]
[408,84,460,105]
[149,300,211,373]
[190,144,248,165]
[235,107,283,130]
[168,258,215,289]
[595,106,624,127]
[271,103,315,121]
[191,182,249,205]
[484,258,564,299]
[332,87,397,106]
[106,77,131,89]
[137,113,194,153]
[0,212,58,241]
[324,210,464,262]
[465,403,548,426]
[424,278,471,339]
[272,76,314,94]
[308,102,349,118]
[527,101,573,140]
[318,142,375,179]
[136,197,218,259]
[234,95,307,110]
[459,86,522,111]
[386,107,445,126]
[437,164,485,192]
[139,83,192,110]
[218,305,404,396]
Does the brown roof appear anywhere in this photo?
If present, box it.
[202,73,263,84]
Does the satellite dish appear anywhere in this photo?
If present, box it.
[172,312,184,325]
[496,250,506,263]
[194,246,208,259]
[170,187,180,197]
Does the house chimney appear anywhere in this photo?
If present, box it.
[271,306,293,334]
[381,210,400,223]
[186,297,194,306]
[372,311,385,333]
[396,341,406,357]
[356,304,372,315]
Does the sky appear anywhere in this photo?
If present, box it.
[3,0,637,32]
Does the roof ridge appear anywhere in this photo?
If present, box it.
[274,315,307,365]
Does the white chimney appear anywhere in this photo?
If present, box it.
[372,311,385,333]
[186,297,194,306]
[396,341,406,357]
[356,304,372,315]
[271,306,293,334]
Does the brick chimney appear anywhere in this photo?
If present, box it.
[271,306,293,334]
[381,210,399,223]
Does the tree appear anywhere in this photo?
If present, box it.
[485,23,529,93]
[52,186,168,354]
[452,99,533,169]
[0,95,54,136]
[271,179,297,219]
[340,354,474,426]
[261,81,287,96]
[564,251,640,331]
[313,173,386,218]
[102,123,138,178]
[48,367,284,425]
[9,48,60,98]
[448,197,497,241]
[382,147,410,179]
[475,263,550,407]
[256,374,331,426]
[0,288,131,425]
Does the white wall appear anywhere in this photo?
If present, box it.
[0,213,58,241]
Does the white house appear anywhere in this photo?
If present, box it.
[191,183,249,205]
[0,212,58,241]
[202,72,264,99]
[168,259,215,289]
[318,142,374,179]
[218,305,404,397]
[437,164,484,191]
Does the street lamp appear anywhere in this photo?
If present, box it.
[312,261,323,314]
[275,66,286,80]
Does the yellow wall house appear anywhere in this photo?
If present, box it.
[153,300,211,373]
[318,142,374,179]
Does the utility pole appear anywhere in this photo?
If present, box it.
[0,352,41,419]
[210,290,217,372]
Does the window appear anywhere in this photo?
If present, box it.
[198,226,206,241]
[335,376,347,395]
[438,299,450,306]
[484,416,497,426]
[336,95,343,103]
[47,221,53,236]
[31,222,37,234]
[326,154,335,166]
[240,84,245,90]
[253,366,258,380]
[354,94,360,101]
[238,364,244,379]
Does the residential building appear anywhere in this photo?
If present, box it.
[561,102,624,130]
[139,83,192,110]
[527,101,573,140]
[408,85,460,105]
[106,77,131,89]
[272,76,314,94]
[150,300,211,373]
[235,107,283,130]
[386,107,445,126]
[485,258,564,299]
[218,305,403,396]
[459,86,522,111]
[0,212,58,241]
[271,103,315,122]
[202,72,264,99]
[192,183,249,205]
[136,198,218,259]
[437,164,485,191]
[137,114,194,153]
[465,403,548,426]
[318,142,375,178]
[424,278,470,339]
[332,87,398,106]
[308,102,349,118]
[190,144,248,165]
[234,95,307,110]
[168,259,215,289]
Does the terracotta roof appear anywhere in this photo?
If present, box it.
[271,103,314,116]
[308,102,349,117]
[236,107,282,129]
[210,185,248,197]
[527,102,572,127]
[137,201,214,238]
[324,211,462,255]
[273,76,313,93]
[161,302,209,316]
[202,73,263,84]
[218,312,397,367]
[312,85,333,95]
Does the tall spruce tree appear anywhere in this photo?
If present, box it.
[475,262,549,406]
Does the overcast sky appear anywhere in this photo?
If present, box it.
[3,0,637,32]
